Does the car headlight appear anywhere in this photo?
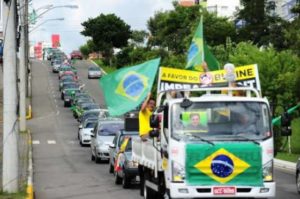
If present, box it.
[127,160,138,168]
[263,160,273,182]
[172,161,185,182]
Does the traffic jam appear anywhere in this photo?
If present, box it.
[49,52,140,191]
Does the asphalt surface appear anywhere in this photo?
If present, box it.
[28,59,299,199]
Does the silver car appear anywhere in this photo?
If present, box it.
[88,66,102,79]
[91,119,124,163]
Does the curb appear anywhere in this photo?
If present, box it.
[26,130,34,199]
[89,59,107,75]
[274,158,296,173]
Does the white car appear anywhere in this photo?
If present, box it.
[52,61,61,73]
[88,66,102,79]
[91,119,124,163]
[78,119,97,146]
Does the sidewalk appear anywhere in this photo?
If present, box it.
[274,158,297,173]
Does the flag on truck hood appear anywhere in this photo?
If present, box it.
[99,58,160,116]
[186,16,220,71]
[186,143,263,186]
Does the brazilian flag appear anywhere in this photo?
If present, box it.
[186,15,220,71]
[99,58,160,116]
[186,143,263,186]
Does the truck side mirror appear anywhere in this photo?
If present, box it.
[150,114,160,128]
[149,130,159,138]
[281,112,292,136]
[281,112,291,127]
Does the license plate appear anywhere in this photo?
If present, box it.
[213,187,236,195]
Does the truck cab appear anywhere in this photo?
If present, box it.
[133,87,275,199]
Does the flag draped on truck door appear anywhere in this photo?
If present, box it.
[186,143,263,186]
[99,58,160,116]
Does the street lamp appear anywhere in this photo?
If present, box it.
[34,5,78,20]
[29,18,64,33]
[35,4,54,12]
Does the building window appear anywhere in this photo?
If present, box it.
[221,6,228,12]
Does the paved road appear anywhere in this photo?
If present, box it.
[28,60,140,199]
[28,59,299,198]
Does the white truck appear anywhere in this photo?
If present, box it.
[133,82,276,198]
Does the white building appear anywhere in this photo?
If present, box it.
[0,1,3,40]
[206,0,241,18]
[271,0,297,21]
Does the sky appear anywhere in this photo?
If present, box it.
[30,0,174,54]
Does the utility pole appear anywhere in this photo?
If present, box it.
[2,0,19,192]
[25,0,30,98]
[19,0,26,131]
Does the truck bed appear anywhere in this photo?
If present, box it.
[132,137,162,170]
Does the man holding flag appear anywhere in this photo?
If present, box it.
[139,93,156,141]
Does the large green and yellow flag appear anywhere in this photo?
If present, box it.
[186,143,263,186]
[186,16,220,71]
[99,58,160,116]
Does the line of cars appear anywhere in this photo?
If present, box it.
[50,59,139,189]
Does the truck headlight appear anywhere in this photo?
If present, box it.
[263,160,273,182]
[172,161,185,182]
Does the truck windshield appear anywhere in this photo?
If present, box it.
[171,101,271,141]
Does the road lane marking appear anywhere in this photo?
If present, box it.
[32,140,40,145]
[68,140,77,144]
[56,110,60,115]
[47,140,56,144]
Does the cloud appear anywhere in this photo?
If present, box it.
[30,0,173,54]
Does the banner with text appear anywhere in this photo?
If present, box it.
[158,64,261,92]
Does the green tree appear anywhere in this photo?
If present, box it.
[81,13,131,65]
[79,44,90,58]
[228,42,300,115]
[79,40,96,58]
[147,4,236,54]
[284,1,300,55]
[130,30,149,47]
[236,0,288,50]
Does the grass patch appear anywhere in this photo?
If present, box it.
[276,152,299,163]
[0,191,26,199]
[92,59,117,74]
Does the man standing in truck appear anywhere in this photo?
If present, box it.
[139,93,156,141]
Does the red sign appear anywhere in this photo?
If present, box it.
[51,34,60,48]
[213,187,236,195]
[34,42,42,60]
